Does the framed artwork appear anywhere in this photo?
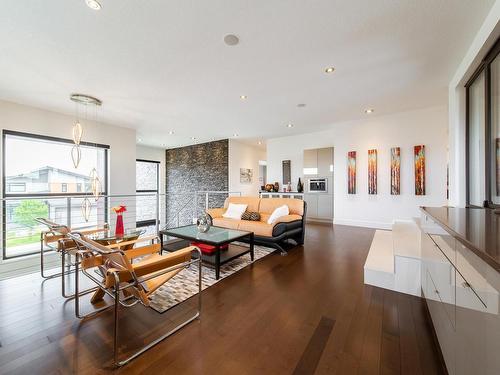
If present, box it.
[347,151,356,194]
[414,145,425,195]
[282,160,291,184]
[390,147,401,195]
[368,149,377,194]
[240,168,253,183]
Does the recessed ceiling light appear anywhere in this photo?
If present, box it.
[240,95,247,100]
[138,138,142,142]
[233,133,238,137]
[287,123,294,128]
[365,108,374,114]
[85,0,102,10]
[168,130,174,135]
[325,67,335,73]
[224,34,240,46]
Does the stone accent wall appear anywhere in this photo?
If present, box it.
[166,139,228,227]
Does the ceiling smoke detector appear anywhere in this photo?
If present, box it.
[224,34,239,46]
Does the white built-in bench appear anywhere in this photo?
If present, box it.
[363,220,422,297]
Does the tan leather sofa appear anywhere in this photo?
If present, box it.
[207,196,306,255]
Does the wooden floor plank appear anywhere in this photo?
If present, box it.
[379,290,401,375]
[358,286,384,375]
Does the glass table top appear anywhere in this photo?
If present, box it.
[164,225,250,245]
[87,228,146,243]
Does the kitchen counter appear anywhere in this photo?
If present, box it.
[421,206,500,273]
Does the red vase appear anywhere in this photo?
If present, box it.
[115,213,124,238]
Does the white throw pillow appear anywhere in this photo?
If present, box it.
[222,203,248,220]
[267,205,289,224]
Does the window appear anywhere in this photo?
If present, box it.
[2,130,109,259]
[467,71,486,206]
[136,159,160,228]
[7,183,26,193]
[466,38,500,207]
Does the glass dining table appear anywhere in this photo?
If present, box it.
[86,228,146,250]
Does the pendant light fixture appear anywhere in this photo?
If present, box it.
[72,121,83,145]
[71,120,83,167]
[81,197,92,222]
[70,94,103,219]
[71,144,82,169]
[69,94,101,169]
[89,167,102,201]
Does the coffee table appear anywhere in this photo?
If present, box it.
[160,225,254,280]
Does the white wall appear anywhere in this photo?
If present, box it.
[228,140,266,196]
[0,100,137,195]
[136,144,166,194]
[448,0,500,207]
[266,106,448,229]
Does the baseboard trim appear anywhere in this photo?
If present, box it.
[333,218,392,230]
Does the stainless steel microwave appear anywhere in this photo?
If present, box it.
[308,178,328,193]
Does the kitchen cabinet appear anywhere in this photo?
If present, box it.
[317,194,333,220]
[304,194,318,218]
[317,147,333,176]
[303,149,318,175]
[455,271,487,375]
[302,147,333,222]
[303,147,333,177]
[420,207,500,375]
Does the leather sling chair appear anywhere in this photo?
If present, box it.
[35,218,110,298]
[68,232,202,367]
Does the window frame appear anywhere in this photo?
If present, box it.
[2,130,110,198]
[135,158,160,228]
[1,130,110,260]
[465,37,500,207]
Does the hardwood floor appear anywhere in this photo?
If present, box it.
[0,224,445,374]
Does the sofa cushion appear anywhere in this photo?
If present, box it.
[241,211,261,221]
[267,205,289,224]
[224,196,261,212]
[213,218,240,230]
[222,203,247,219]
[237,220,274,237]
[259,198,304,216]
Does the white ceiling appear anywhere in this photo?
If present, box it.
[0,0,495,148]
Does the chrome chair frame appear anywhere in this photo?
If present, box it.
[36,218,109,299]
[69,232,202,367]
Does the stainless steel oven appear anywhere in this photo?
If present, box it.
[308,178,328,193]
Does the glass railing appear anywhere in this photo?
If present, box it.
[1,191,241,259]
